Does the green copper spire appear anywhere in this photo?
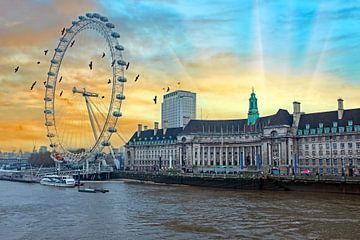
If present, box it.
[247,88,259,125]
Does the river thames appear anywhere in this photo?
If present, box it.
[0,181,359,240]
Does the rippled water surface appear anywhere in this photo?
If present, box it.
[0,180,359,240]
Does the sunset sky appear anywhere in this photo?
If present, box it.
[0,0,360,151]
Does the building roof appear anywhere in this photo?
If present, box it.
[298,108,360,129]
[182,109,293,134]
[127,127,183,143]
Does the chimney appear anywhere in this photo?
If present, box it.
[154,122,159,135]
[293,101,300,114]
[143,125,148,130]
[163,120,168,135]
[137,124,142,137]
[292,101,301,128]
[338,98,344,119]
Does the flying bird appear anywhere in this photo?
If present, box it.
[37,61,40,65]
[153,96,157,104]
[107,79,111,84]
[126,62,130,70]
[177,81,180,85]
[111,60,116,67]
[59,76,63,83]
[43,81,46,85]
[60,90,63,97]
[44,49,48,55]
[134,74,140,82]
[70,40,75,47]
[89,61,93,70]
[30,81,37,90]
[102,52,105,58]
[61,27,65,35]
[14,66,19,73]
[101,96,105,99]
[166,87,170,92]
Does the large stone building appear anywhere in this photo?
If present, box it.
[126,91,360,176]
[161,90,196,128]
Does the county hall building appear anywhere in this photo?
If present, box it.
[125,90,360,176]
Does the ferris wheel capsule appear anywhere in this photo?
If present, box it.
[111,32,120,38]
[106,23,115,28]
[92,13,101,19]
[117,76,127,83]
[113,111,122,117]
[115,45,124,51]
[117,60,126,66]
[100,16,108,22]
[85,13,93,18]
[116,94,125,100]
[108,127,117,133]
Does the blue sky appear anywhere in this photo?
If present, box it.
[0,0,360,150]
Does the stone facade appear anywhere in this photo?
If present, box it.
[126,92,360,176]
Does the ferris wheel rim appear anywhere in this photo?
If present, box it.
[44,13,126,162]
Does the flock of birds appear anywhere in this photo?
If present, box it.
[15,27,178,105]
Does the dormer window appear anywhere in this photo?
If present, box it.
[333,122,338,127]
[348,120,353,126]
[319,123,324,128]
[310,129,316,134]
[305,124,310,129]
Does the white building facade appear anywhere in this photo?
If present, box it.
[161,90,196,128]
[126,92,360,176]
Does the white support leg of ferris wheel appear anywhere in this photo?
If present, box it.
[109,145,120,169]
[85,96,98,141]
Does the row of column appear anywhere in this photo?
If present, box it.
[193,145,263,167]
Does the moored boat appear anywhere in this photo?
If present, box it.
[40,175,76,187]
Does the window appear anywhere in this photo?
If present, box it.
[334,159,338,165]
[326,168,331,174]
[357,142,360,149]
[305,159,309,165]
[319,159,323,166]
[339,127,344,133]
[306,124,310,129]
[311,129,316,135]
[331,127,337,133]
[346,126,353,132]
[324,127,330,133]
[298,130,303,135]
[340,143,345,149]
[334,168,338,174]
[326,143,330,149]
[333,143,337,149]
[319,123,324,128]
[348,120,353,126]
[312,144,316,149]
[348,143,353,148]
[326,159,330,166]
[333,122,338,127]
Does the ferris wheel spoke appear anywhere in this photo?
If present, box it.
[85,96,99,141]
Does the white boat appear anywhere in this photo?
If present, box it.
[40,175,76,187]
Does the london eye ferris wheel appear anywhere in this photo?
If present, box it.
[44,13,126,162]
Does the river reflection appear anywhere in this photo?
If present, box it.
[0,181,359,240]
